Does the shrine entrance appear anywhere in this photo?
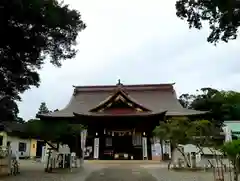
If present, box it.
[96,129,145,160]
[100,134,134,160]
[113,134,132,154]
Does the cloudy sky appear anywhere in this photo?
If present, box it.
[18,0,240,120]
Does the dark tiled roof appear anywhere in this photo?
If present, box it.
[38,83,205,118]
[0,121,26,133]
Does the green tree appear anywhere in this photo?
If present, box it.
[29,102,84,155]
[188,119,223,167]
[0,96,24,123]
[175,0,240,44]
[178,93,194,108]
[221,140,240,181]
[189,120,222,149]
[0,97,19,122]
[179,88,240,122]
[37,102,50,115]
[154,118,223,168]
[153,118,192,167]
[26,119,84,156]
[0,0,86,121]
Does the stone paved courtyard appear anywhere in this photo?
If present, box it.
[0,160,234,181]
[85,165,157,181]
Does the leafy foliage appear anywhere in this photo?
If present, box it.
[154,119,192,146]
[175,0,240,44]
[26,118,84,156]
[0,97,19,122]
[222,140,240,160]
[0,0,86,121]
[188,119,223,150]
[153,118,222,167]
[221,140,240,181]
[0,96,25,123]
[26,102,84,155]
[153,118,193,166]
[179,88,240,122]
[26,119,83,143]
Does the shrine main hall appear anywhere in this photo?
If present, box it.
[38,82,204,160]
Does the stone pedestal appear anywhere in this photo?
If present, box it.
[0,157,9,176]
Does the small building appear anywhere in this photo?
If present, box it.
[223,121,240,139]
[0,122,37,159]
[38,82,205,160]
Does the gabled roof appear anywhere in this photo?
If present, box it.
[37,83,205,119]
[89,87,151,113]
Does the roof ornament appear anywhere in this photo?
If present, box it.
[73,88,78,96]
[116,79,123,86]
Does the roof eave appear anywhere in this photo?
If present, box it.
[73,111,167,118]
[166,110,208,116]
[36,113,74,120]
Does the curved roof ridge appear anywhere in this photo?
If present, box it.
[73,83,175,92]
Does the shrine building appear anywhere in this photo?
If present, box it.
[38,81,205,160]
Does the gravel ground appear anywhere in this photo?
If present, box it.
[146,167,233,181]
[1,160,103,181]
[0,160,234,181]
[85,165,157,181]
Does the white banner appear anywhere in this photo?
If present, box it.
[93,138,99,159]
[81,130,87,150]
[142,137,148,159]
[154,143,161,156]
[223,126,232,142]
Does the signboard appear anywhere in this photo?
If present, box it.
[93,138,99,159]
[223,126,232,142]
[142,137,148,159]
[151,143,161,156]
[81,130,87,150]
[80,129,87,161]
[155,143,161,156]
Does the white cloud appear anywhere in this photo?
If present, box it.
[18,0,240,120]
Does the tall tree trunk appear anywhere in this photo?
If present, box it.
[167,145,175,170]
[196,144,214,168]
[233,163,238,181]
[176,147,191,167]
[160,139,164,161]
[167,146,190,169]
